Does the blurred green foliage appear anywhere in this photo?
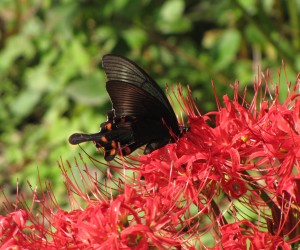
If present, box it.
[0,0,299,207]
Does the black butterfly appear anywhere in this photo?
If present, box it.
[69,54,184,161]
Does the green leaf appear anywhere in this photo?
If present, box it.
[122,28,147,49]
[156,0,191,34]
[66,72,107,105]
[213,29,241,71]
[9,90,41,120]
[25,65,51,91]
[0,35,34,73]
[245,24,266,46]
[160,0,185,22]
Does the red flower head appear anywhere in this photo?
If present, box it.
[2,73,300,248]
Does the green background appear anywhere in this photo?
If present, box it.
[0,0,299,209]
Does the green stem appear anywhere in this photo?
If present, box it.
[287,0,299,51]
[242,171,281,218]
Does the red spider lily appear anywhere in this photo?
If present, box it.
[0,210,29,249]
[215,220,291,250]
[1,71,300,248]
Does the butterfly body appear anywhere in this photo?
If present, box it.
[69,55,182,161]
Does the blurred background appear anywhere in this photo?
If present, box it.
[0,0,299,209]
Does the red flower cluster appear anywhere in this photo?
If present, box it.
[1,73,300,249]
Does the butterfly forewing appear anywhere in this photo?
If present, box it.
[102,55,180,135]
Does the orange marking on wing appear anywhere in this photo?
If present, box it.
[110,148,116,156]
[106,123,112,130]
[111,140,117,148]
[100,136,108,143]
